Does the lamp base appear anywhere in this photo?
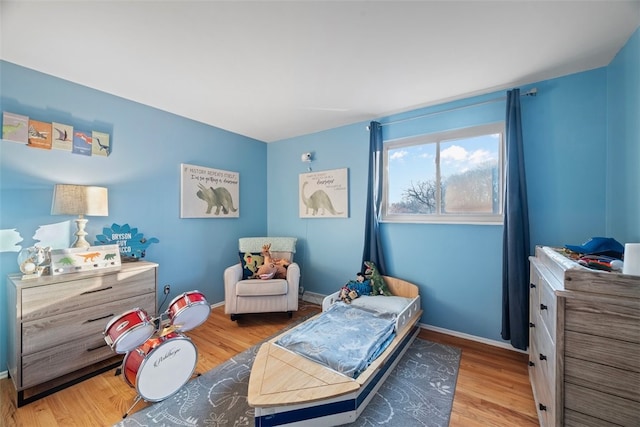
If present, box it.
[72,217,91,249]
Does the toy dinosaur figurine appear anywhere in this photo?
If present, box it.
[364,261,393,296]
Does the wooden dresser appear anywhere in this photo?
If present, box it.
[529,246,640,426]
[6,261,158,406]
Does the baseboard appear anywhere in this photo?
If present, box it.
[418,323,526,353]
[301,291,324,305]
[0,370,7,380]
[302,292,524,354]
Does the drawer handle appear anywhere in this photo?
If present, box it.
[86,313,115,323]
[528,361,535,367]
[540,303,548,310]
[529,322,535,328]
[539,403,547,411]
[81,286,113,295]
[539,353,547,361]
[87,343,108,352]
[530,283,536,288]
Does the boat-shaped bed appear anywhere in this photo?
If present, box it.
[248,276,422,426]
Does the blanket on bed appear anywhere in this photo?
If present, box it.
[275,302,396,378]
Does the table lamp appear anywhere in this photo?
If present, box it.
[51,184,109,248]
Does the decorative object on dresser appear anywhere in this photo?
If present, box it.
[5,261,158,407]
[49,244,121,275]
[528,246,640,427]
[94,223,160,261]
[50,184,109,248]
[17,245,51,279]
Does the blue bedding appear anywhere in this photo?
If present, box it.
[275,302,396,378]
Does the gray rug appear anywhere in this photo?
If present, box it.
[114,337,461,427]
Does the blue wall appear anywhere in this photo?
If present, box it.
[1,28,638,370]
[266,71,610,341]
[0,62,268,371]
[267,28,639,341]
[607,29,640,241]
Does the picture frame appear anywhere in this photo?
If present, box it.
[180,163,239,218]
[299,168,348,218]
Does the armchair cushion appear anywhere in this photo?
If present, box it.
[239,251,265,279]
[236,279,288,296]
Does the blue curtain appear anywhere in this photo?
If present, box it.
[361,121,387,275]
[501,89,530,350]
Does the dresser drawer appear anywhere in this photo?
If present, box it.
[565,330,640,372]
[20,267,156,321]
[22,292,156,354]
[564,409,619,427]
[565,382,640,426]
[529,340,556,427]
[21,334,116,388]
[565,298,640,343]
[538,280,557,343]
[565,356,640,402]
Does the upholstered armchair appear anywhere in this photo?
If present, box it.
[224,237,300,321]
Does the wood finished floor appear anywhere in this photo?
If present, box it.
[1,302,539,426]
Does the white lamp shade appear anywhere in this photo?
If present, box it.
[51,184,109,217]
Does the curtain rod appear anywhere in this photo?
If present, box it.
[368,88,537,130]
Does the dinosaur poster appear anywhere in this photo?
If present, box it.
[180,163,239,218]
[299,168,348,218]
[27,120,52,149]
[91,131,111,156]
[52,122,73,151]
[3,112,29,143]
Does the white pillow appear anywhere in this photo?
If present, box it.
[350,295,413,315]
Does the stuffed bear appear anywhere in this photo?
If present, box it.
[364,261,393,296]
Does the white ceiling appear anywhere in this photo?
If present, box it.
[1,1,639,142]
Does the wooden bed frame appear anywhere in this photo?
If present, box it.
[248,276,423,426]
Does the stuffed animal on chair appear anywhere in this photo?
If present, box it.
[364,261,393,296]
[258,243,289,279]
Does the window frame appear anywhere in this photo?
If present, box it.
[382,122,505,225]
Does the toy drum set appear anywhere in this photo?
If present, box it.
[103,290,211,417]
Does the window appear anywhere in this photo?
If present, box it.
[383,122,504,224]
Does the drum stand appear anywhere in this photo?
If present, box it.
[121,371,203,419]
[122,395,143,419]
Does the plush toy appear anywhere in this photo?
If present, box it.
[255,259,278,279]
[339,272,373,303]
[364,261,393,296]
[339,286,359,304]
[347,272,373,295]
[257,243,289,279]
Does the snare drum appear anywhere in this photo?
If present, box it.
[167,290,211,332]
[104,308,155,354]
[122,332,197,402]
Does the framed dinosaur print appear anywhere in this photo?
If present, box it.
[180,163,239,218]
[299,168,348,218]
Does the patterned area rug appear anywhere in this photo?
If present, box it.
[114,337,461,427]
